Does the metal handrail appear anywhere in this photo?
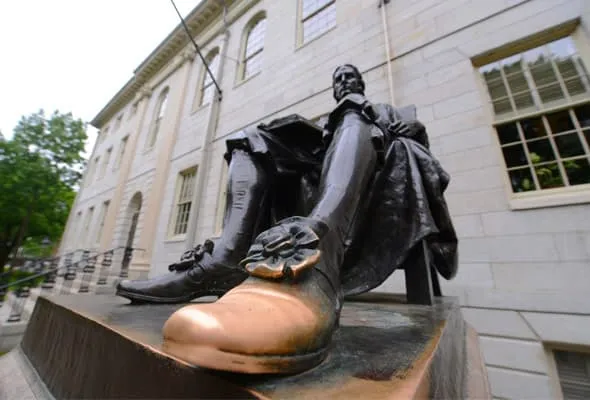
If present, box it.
[0,247,143,292]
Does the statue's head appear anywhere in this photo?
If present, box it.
[332,64,365,102]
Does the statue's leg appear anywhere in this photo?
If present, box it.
[162,112,379,374]
[116,148,270,304]
[214,148,272,262]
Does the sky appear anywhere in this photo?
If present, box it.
[0,0,202,155]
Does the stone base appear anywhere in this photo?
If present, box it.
[1,293,489,399]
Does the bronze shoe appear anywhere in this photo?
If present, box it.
[162,274,338,374]
[161,217,341,374]
[116,240,248,304]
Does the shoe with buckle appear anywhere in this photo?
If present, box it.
[161,217,342,374]
[116,240,248,304]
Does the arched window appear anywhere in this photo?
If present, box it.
[199,49,220,106]
[146,87,169,149]
[241,15,266,80]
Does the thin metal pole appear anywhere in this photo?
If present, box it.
[170,0,223,99]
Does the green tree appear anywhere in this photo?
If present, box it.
[0,110,87,270]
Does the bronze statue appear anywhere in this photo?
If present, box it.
[117,64,458,374]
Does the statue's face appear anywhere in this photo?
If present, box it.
[333,65,364,102]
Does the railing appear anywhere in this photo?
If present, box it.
[0,247,144,324]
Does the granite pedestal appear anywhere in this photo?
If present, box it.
[0,293,490,399]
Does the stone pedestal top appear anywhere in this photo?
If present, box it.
[1,293,489,399]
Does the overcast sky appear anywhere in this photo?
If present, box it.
[0,0,202,154]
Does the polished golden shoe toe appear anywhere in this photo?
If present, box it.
[162,279,336,374]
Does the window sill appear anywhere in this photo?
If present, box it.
[190,102,210,115]
[509,186,590,210]
[234,71,261,89]
[164,235,187,243]
[295,25,337,51]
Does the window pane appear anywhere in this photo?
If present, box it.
[201,84,215,105]
[534,162,564,189]
[303,3,336,43]
[158,92,169,119]
[554,133,585,158]
[520,117,547,140]
[513,91,535,111]
[244,51,262,79]
[302,0,333,19]
[203,53,219,87]
[503,57,535,110]
[564,158,590,186]
[496,122,520,144]
[554,350,590,399]
[574,104,590,128]
[558,58,587,97]
[492,98,513,115]
[584,129,590,147]
[546,110,575,133]
[508,167,535,192]
[502,143,528,168]
[245,19,266,58]
[526,139,557,164]
[538,82,566,104]
[481,64,507,100]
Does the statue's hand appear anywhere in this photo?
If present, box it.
[240,217,328,280]
[387,120,411,137]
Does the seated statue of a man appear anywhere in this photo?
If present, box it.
[117,64,458,374]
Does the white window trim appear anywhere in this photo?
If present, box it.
[168,166,198,239]
[113,135,129,171]
[193,49,220,111]
[145,88,169,151]
[238,13,266,82]
[99,147,112,180]
[297,0,337,47]
[475,27,590,210]
[95,200,110,246]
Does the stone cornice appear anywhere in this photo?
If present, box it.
[91,0,229,128]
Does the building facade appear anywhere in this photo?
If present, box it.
[60,0,590,398]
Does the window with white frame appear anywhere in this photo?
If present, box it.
[198,50,220,107]
[114,136,128,171]
[99,147,112,179]
[95,200,110,245]
[71,211,83,248]
[114,114,123,131]
[170,167,197,236]
[98,126,109,144]
[553,350,590,398]
[86,156,100,186]
[129,103,138,119]
[479,36,590,194]
[241,15,266,80]
[82,207,94,246]
[300,0,336,45]
[146,88,169,149]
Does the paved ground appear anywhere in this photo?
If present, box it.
[0,348,52,400]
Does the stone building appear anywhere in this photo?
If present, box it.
[59,0,590,398]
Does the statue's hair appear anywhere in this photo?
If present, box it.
[332,64,365,93]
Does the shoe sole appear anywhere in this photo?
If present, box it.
[115,289,229,304]
[162,340,329,374]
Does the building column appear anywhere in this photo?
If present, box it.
[131,50,196,277]
[99,86,152,252]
